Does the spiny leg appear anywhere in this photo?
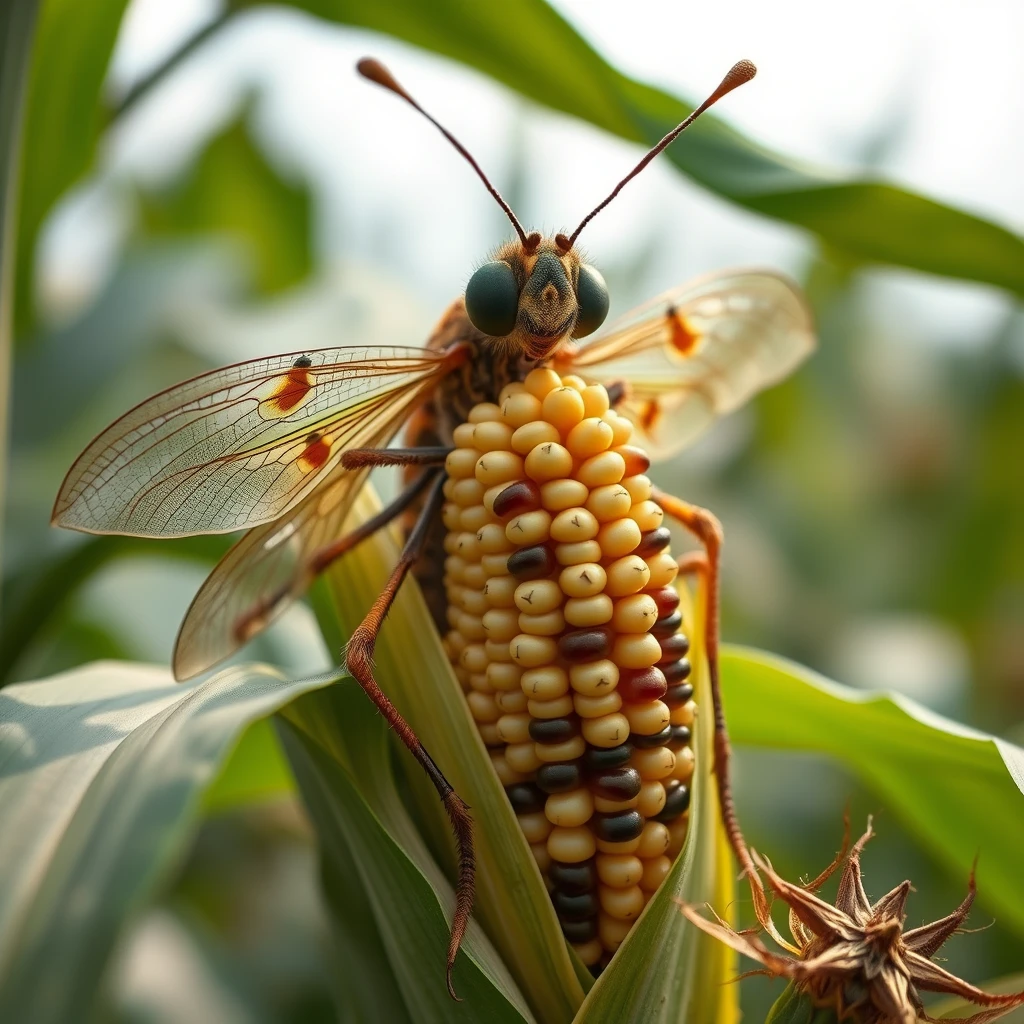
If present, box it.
[343,471,474,999]
[652,486,774,932]
[341,445,453,470]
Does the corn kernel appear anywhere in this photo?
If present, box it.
[539,477,589,511]
[573,690,623,718]
[505,509,551,545]
[511,420,560,454]
[581,713,630,748]
[505,741,543,774]
[623,700,671,735]
[518,609,566,636]
[468,402,501,423]
[586,483,633,522]
[596,854,643,888]
[501,391,542,427]
[475,449,524,486]
[528,694,575,719]
[467,691,500,723]
[569,659,619,696]
[481,608,519,642]
[564,594,613,627]
[445,447,480,479]
[520,665,570,701]
[555,540,603,566]
[559,563,607,598]
[486,661,522,691]
[599,884,644,921]
[473,420,514,453]
[524,366,562,398]
[494,690,528,714]
[452,422,478,448]
[636,821,671,859]
[542,386,585,434]
[576,450,626,488]
[637,780,667,817]
[545,788,594,827]
[565,417,613,459]
[547,826,596,863]
[598,912,633,951]
[604,555,651,596]
[497,713,531,744]
[581,384,610,418]
[518,811,553,844]
[550,507,599,543]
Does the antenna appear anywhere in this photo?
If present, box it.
[562,60,757,248]
[357,58,535,249]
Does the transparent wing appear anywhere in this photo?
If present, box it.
[562,270,815,460]
[53,345,453,537]
[172,380,429,679]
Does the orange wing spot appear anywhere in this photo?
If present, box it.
[298,432,331,474]
[641,399,662,432]
[271,367,313,413]
[667,308,701,356]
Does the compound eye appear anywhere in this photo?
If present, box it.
[465,261,519,337]
[573,264,610,338]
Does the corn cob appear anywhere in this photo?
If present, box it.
[441,367,697,974]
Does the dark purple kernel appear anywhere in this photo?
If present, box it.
[617,665,667,703]
[558,626,613,663]
[635,527,671,559]
[536,762,583,794]
[528,716,579,744]
[649,586,681,618]
[582,743,632,772]
[560,918,598,943]
[507,544,556,580]
[665,682,694,707]
[589,767,642,801]
[654,780,691,821]
[550,859,596,894]
[662,660,692,685]
[592,810,645,844]
[668,724,691,749]
[630,723,672,749]
[492,479,542,519]
[553,890,598,920]
[658,634,690,664]
[651,611,683,638]
[505,782,545,814]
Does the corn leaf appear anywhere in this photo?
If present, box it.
[0,659,340,1022]
[764,984,837,1024]
[571,584,738,1024]
[722,646,1024,934]
[315,487,587,1024]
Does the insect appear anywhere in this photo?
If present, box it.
[53,56,814,995]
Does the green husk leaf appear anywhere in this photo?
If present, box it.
[572,584,738,1024]
[721,646,1024,934]
[315,486,586,1024]
[765,984,838,1024]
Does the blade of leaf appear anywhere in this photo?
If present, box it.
[280,683,534,1022]
[931,973,1024,1022]
[316,486,587,1024]
[765,983,838,1024]
[571,583,739,1023]
[0,658,341,1022]
[721,646,1024,935]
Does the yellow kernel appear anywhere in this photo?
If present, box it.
[524,366,562,398]
[463,563,486,588]
[596,835,641,855]
[593,794,638,813]
[514,579,563,613]
[621,474,652,503]
[573,938,603,966]
[531,841,552,874]
[478,723,501,746]
[460,504,490,532]
[481,553,512,577]
[482,484,506,515]
[468,402,501,423]
[577,450,626,488]
[574,690,623,718]
[477,523,511,554]
[499,381,526,402]
[496,712,531,744]
[461,589,488,616]
[565,417,613,459]
[511,420,560,455]
[547,825,597,863]
[581,712,630,748]
[672,746,695,782]
[545,788,594,827]
[505,509,551,545]
[539,478,589,512]
[520,665,569,701]
[598,517,642,558]
[486,661,521,691]
[597,854,643,888]
[555,540,603,566]
[667,816,689,857]
[482,608,519,642]
[443,532,462,556]
[524,441,573,482]
[518,609,566,636]
[510,634,558,667]
[518,810,552,844]
[536,735,586,762]
[467,691,499,723]
[637,780,667,818]
[559,562,607,598]
[527,693,575,719]
[607,412,634,446]
[452,423,477,448]
[457,612,485,641]
[452,478,485,508]
[600,885,644,922]
[446,627,466,654]
[561,374,587,391]
[542,386,585,434]
[505,741,543,774]
[485,639,514,663]
[612,594,659,633]
[605,555,651,596]
[483,575,517,607]
[550,507,599,544]
[468,672,492,694]
[564,594,614,627]
[630,499,664,532]
[460,643,488,674]
[671,699,697,727]
[475,450,524,487]
[500,391,543,427]
[569,659,619,696]
[645,550,679,588]
[598,912,633,951]
[490,752,527,786]
[640,855,672,892]
[636,821,671,859]
[494,689,528,714]
[581,384,610,418]
[473,420,514,453]
[445,447,480,479]
[586,484,633,522]
[632,745,676,780]
[611,632,662,669]
[442,503,461,531]
[623,700,670,735]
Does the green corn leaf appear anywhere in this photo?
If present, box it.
[572,585,739,1024]
[765,984,838,1024]
[315,487,587,1024]
[0,658,340,1022]
[721,646,1024,934]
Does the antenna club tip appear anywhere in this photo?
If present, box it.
[357,57,399,90]
[730,59,757,84]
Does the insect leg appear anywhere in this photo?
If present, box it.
[343,471,474,999]
[341,445,452,470]
[652,487,773,932]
